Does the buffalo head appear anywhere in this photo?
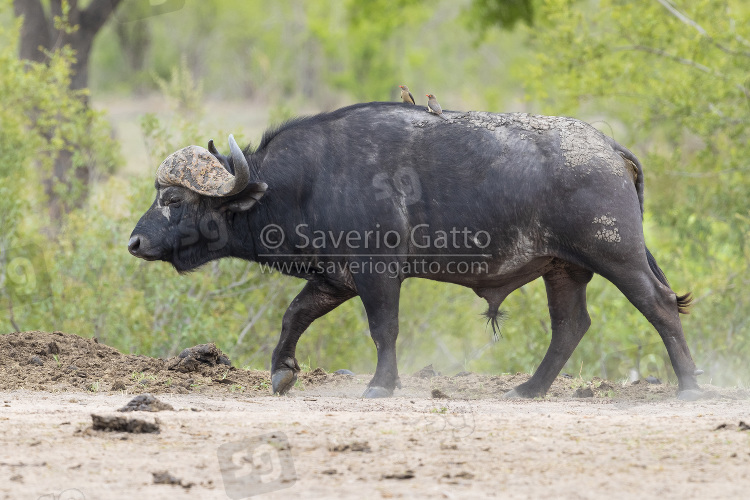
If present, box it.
[128,135,267,272]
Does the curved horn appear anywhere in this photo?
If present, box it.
[207,139,220,156]
[218,134,250,196]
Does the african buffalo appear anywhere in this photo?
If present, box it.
[128,102,702,400]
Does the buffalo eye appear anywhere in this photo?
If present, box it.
[163,196,182,208]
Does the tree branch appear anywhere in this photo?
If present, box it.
[81,0,124,34]
[654,0,750,58]
[655,0,706,35]
[613,45,750,99]
[49,0,64,20]
[7,297,21,333]
[13,0,52,62]
[614,44,712,73]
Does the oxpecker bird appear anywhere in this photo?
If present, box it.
[399,85,416,105]
[426,94,448,120]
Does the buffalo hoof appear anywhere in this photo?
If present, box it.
[677,389,704,401]
[362,386,393,399]
[272,369,297,395]
[501,388,524,399]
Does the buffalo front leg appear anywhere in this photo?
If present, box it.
[505,264,592,399]
[271,279,355,395]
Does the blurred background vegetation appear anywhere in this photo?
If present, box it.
[1,0,747,386]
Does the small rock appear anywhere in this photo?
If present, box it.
[334,369,355,376]
[321,469,337,475]
[29,356,44,366]
[574,387,594,398]
[645,376,662,385]
[560,373,573,379]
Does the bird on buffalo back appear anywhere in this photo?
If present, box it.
[426,93,448,120]
[399,85,416,105]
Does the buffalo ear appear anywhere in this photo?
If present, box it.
[221,182,268,213]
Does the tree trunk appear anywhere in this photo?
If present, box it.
[13,0,122,219]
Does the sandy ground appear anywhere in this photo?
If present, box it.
[1,332,750,499]
[2,386,750,499]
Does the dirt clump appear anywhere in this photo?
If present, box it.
[575,386,594,398]
[431,388,450,399]
[383,470,415,480]
[300,367,328,385]
[118,394,174,412]
[166,343,231,373]
[0,331,269,396]
[331,441,371,453]
[715,421,750,431]
[413,364,439,378]
[90,414,160,433]
[152,471,193,489]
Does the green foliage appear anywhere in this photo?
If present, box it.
[0,6,118,306]
[465,0,536,31]
[90,0,527,110]
[306,0,428,100]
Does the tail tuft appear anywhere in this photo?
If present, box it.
[676,292,693,314]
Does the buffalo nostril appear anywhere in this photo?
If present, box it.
[128,236,141,255]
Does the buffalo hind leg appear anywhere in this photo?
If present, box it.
[271,279,355,395]
[504,264,592,398]
[600,264,700,399]
[356,274,402,399]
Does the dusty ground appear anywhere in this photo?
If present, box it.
[1,332,749,499]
